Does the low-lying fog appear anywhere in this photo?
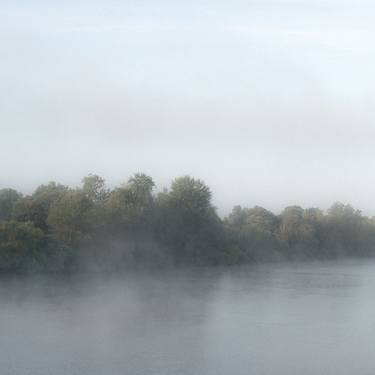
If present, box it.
[1,260,375,375]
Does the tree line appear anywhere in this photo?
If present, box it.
[0,173,374,272]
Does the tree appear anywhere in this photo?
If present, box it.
[82,174,109,203]
[155,176,225,265]
[0,189,22,221]
[277,206,319,259]
[322,202,364,257]
[105,173,155,234]
[169,176,212,216]
[13,182,68,230]
[47,189,93,245]
[89,174,159,268]
[0,220,70,272]
[3,172,375,272]
[225,206,280,261]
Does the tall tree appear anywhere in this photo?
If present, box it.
[155,176,224,264]
[277,206,319,258]
[47,189,93,245]
[0,189,22,221]
[82,174,109,203]
[13,182,67,230]
[105,173,155,234]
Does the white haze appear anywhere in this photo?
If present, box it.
[1,0,374,215]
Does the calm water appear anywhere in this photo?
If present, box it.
[1,260,375,375]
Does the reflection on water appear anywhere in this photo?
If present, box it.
[1,260,375,375]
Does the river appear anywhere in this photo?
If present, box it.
[1,260,374,374]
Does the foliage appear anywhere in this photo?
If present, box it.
[47,189,93,246]
[0,221,72,272]
[0,189,22,221]
[13,182,68,230]
[1,174,375,272]
[154,176,225,265]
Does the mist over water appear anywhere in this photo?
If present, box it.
[1,260,375,375]
[1,0,374,373]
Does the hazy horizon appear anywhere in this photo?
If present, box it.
[1,0,374,216]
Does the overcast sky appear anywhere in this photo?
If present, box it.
[1,0,374,216]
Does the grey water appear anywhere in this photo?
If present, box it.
[1,260,375,375]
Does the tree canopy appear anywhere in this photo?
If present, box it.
[1,173,375,272]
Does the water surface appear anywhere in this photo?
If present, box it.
[1,260,375,374]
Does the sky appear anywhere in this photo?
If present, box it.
[1,0,374,216]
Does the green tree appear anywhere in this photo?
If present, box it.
[277,206,319,259]
[225,206,280,262]
[0,189,22,221]
[0,221,70,272]
[322,202,364,257]
[105,173,155,234]
[82,174,109,203]
[155,176,225,265]
[13,182,68,230]
[47,189,93,245]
